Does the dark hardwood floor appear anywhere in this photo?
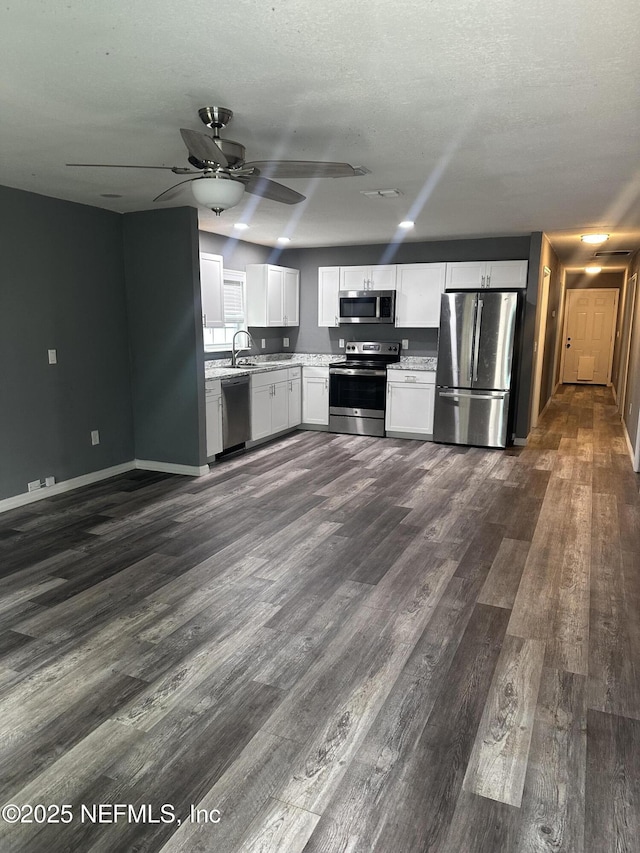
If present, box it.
[0,384,638,852]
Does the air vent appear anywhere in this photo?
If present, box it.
[593,250,632,257]
[360,188,403,199]
[352,165,371,176]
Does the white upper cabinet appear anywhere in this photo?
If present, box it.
[339,265,397,291]
[200,252,224,328]
[318,267,340,327]
[445,260,528,290]
[246,264,300,326]
[395,263,446,328]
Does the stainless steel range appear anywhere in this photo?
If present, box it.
[329,341,401,437]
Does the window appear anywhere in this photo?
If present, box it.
[203,269,246,352]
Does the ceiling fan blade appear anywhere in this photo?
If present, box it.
[180,128,228,168]
[242,160,358,179]
[66,163,198,174]
[240,175,305,205]
[153,178,196,203]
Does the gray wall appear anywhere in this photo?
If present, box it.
[124,208,205,468]
[538,236,562,413]
[0,185,133,501]
[513,232,542,439]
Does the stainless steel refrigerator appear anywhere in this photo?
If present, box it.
[433,290,519,448]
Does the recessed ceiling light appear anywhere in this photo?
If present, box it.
[277,236,290,244]
[581,233,609,244]
[585,265,602,274]
[399,221,414,229]
[233,222,249,230]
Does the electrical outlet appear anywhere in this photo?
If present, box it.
[28,480,41,492]
[48,349,57,364]
[339,338,345,348]
[45,476,55,487]
[283,337,289,347]
[402,339,409,350]
[261,339,266,349]
[91,430,100,445]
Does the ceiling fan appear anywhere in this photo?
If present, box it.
[67,106,364,215]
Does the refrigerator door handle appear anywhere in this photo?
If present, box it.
[438,390,507,401]
[472,298,483,383]
[468,296,478,383]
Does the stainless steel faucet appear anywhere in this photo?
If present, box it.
[231,330,255,367]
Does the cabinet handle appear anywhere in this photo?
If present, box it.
[480,275,485,288]
[486,274,491,287]
[335,316,339,326]
[324,379,328,390]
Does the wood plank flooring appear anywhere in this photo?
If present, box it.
[0,384,638,852]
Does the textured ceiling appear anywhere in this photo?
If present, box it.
[2,0,639,268]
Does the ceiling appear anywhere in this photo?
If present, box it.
[2,1,640,270]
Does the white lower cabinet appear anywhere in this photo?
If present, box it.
[385,372,436,438]
[302,367,329,426]
[205,380,223,457]
[251,368,301,441]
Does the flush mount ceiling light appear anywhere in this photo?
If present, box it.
[233,222,249,230]
[581,233,609,244]
[190,174,245,215]
[585,265,602,274]
[398,221,414,229]
[277,237,291,244]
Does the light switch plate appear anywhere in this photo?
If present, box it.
[402,339,409,349]
[283,337,289,347]
[91,430,100,445]
[48,349,57,364]
[339,338,345,348]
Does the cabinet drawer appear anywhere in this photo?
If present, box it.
[288,367,301,381]
[205,379,221,396]
[387,372,435,386]
[250,368,289,389]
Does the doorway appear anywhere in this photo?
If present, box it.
[560,288,619,385]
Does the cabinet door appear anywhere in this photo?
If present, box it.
[266,266,285,326]
[251,385,273,441]
[395,264,446,327]
[444,262,486,290]
[340,266,370,290]
[271,382,290,433]
[385,381,435,435]
[200,253,224,327]
[302,374,329,424]
[205,393,223,456]
[369,265,397,290]
[486,260,528,289]
[318,267,340,327]
[288,378,302,427]
[283,268,299,326]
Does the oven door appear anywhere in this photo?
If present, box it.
[329,368,387,417]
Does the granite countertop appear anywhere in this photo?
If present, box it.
[204,353,436,382]
[204,353,342,381]
[388,356,438,372]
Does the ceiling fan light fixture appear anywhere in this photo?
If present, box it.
[585,264,602,274]
[191,175,245,215]
[581,233,609,244]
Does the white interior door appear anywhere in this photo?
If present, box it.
[561,288,619,385]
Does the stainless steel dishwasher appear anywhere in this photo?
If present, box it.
[221,375,251,450]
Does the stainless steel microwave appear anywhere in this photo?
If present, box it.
[338,290,396,324]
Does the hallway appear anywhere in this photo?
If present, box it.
[0,385,638,852]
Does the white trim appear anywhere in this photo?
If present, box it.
[530,265,551,429]
[386,431,434,441]
[134,459,210,477]
[623,420,635,465]
[0,462,135,514]
[0,457,211,515]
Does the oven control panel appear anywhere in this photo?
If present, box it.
[345,342,400,355]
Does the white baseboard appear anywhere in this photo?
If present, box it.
[513,437,528,447]
[0,462,135,514]
[622,421,636,467]
[0,457,211,515]
[134,459,210,477]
